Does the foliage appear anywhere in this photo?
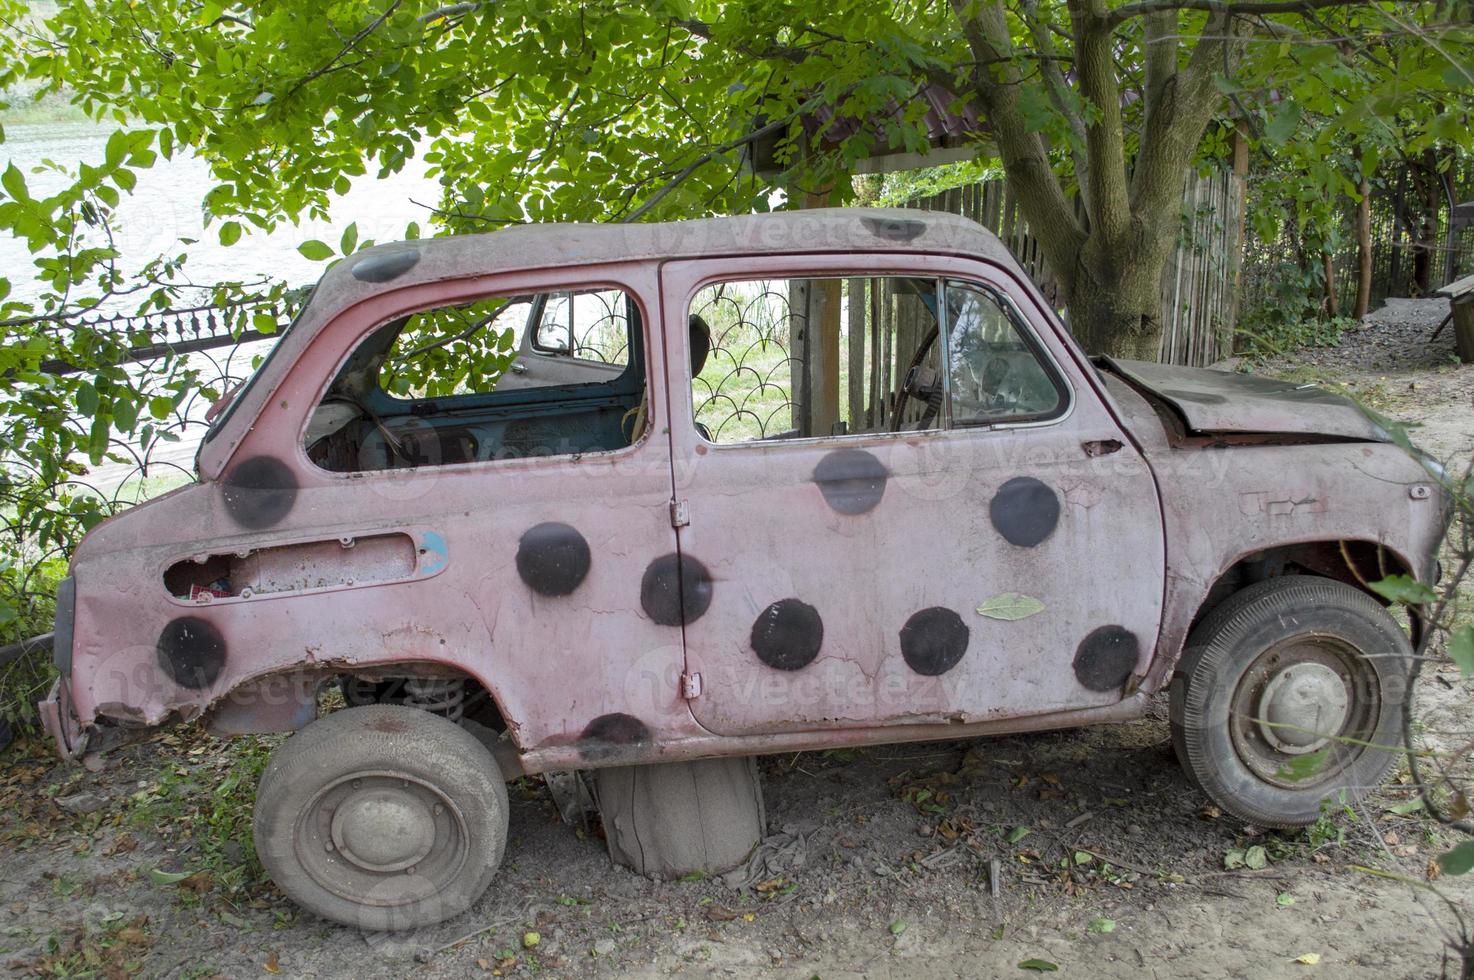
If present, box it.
[0,554,65,726]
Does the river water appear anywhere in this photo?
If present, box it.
[1,121,440,307]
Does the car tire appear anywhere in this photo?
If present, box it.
[1170,575,1409,828]
[253,704,509,931]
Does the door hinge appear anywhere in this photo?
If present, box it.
[681,671,703,699]
[670,498,691,528]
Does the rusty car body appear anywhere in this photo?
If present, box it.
[39,209,1447,928]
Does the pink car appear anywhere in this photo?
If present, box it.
[41,210,1446,929]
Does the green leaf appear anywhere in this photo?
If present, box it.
[1264,101,1303,145]
[1438,840,1474,876]
[1367,575,1436,606]
[218,220,242,246]
[889,920,906,936]
[1244,845,1268,870]
[75,381,99,416]
[976,593,1045,621]
[1006,826,1031,844]
[1276,892,1296,907]
[1275,747,1328,784]
[297,239,334,261]
[1448,625,1474,678]
[112,395,138,432]
[1,162,28,202]
[340,221,359,255]
[0,596,15,627]
[149,868,194,886]
[1087,917,1115,934]
[1018,959,1058,972]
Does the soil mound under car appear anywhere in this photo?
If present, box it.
[40,209,1448,929]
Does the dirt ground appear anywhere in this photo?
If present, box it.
[4,299,1474,980]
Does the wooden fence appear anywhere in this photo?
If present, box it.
[901,171,1245,367]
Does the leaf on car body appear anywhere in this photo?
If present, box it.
[976,593,1046,621]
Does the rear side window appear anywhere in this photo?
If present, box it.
[308,287,645,472]
[531,290,632,365]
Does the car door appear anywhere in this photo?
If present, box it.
[659,252,1166,736]
[243,261,694,759]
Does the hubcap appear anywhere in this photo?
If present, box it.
[293,770,469,908]
[1256,662,1350,754]
[1228,634,1379,790]
[331,789,436,872]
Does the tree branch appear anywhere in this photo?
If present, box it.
[1106,0,1376,27]
[1068,0,1131,248]
[1129,9,1246,229]
[949,0,1086,290]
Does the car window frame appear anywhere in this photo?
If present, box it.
[288,273,659,481]
[938,278,1074,430]
[679,268,1075,450]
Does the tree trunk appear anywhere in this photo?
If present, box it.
[1064,244,1170,360]
[1355,170,1373,319]
[1323,251,1339,319]
[1412,149,1441,295]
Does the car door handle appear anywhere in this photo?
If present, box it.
[1082,439,1123,457]
[509,361,528,375]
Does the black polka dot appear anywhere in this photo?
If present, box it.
[1073,625,1140,692]
[899,608,969,676]
[640,553,713,626]
[750,599,824,671]
[157,617,225,690]
[221,456,298,529]
[579,713,651,762]
[515,522,591,596]
[813,449,888,515]
[989,476,1059,547]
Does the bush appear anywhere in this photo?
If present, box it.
[0,557,66,734]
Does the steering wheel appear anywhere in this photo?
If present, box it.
[889,324,944,433]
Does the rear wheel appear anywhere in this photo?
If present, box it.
[1170,576,1409,828]
[253,704,508,930]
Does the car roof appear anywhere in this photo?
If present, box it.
[198,208,1016,478]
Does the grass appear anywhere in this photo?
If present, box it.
[0,88,93,127]
[126,731,279,899]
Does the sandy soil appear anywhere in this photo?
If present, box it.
[4,300,1474,980]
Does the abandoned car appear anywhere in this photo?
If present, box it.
[40,209,1447,929]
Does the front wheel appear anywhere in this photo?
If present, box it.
[1170,576,1409,828]
[253,705,509,930]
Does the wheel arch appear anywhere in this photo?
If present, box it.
[1186,538,1420,646]
[1143,536,1422,694]
[200,659,524,768]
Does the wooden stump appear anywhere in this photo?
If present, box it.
[594,757,765,878]
[1454,298,1474,365]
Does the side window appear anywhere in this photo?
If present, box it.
[307,287,645,473]
[531,290,631,365]
[945,281,1066,425]
[689,277,944,444]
